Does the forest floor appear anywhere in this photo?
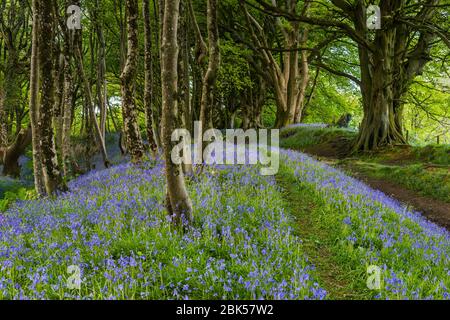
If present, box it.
[281,125,450,231]
[337,162,450,230]
[0,130,449,299]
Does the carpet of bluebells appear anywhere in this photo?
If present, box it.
[1,146,449,300]
[282,150,450,300]
[0,156,326,300]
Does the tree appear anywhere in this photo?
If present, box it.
[121,0,145,162]
[199,0,220,131]
[37,0,66,194]
[161,0,193,226]
[28,0,46,195]
[253,0,450,149]
[242,0,311,127]
[143,0,158,154]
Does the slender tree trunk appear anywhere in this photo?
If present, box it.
[121,0,145,162]
[54,53,65,152]
[29,0,46,195]
[95,1,108,140]
[62,31,75,177]
[294,49,310,123]
[161,0,193,226]
[75,45,111,168]
[143,0,158,154]
[199,0,220,131]
[0,88,7,149]
[38,0,66,195]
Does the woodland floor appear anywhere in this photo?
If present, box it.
[338,164,450,231]
[316,156,450,232]
[0,132,449,299]
[285,129,450,232]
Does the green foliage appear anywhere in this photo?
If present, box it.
[217,40,253,98]
[413,145,450,166]
[0,187,36,212]
[280,126,357,150]
[304,73,362,126]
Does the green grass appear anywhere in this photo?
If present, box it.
[412,145,450,166]
[338,161,450,203]
[277,164,373,300]
[280,126,356,151]
[279,151,450,299]
[280,125,450,203]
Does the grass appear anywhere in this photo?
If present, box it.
[280,125,357,151]
[280,124,450,203]
[338,161,450,203]
[281,150,449,300]
[277,164,373,300]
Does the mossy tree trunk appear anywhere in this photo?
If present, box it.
[143,0,158,154]
[37,0,66,195]
[121,0,145,163]
[352,0,435,151]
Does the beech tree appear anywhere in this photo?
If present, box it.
[121,0,145,162]
[242,0,312,127]
[143,0,158,153]
[161,0,193,226]
[37,0,66,194]
[253,0,450,150]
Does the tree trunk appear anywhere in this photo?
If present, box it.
[121,0,145,163]
[38,0,66,195]
[28,0,46,196]
[294,50,310,123]
[143,0,158,154]
[54,53,65,153]
[62,30,75,177]
[351,0,438,151]
[75,45,111,168]
[2,126,32,177]
[199,0,220,131]
[95,1,108,140]
[161,0,193,226]
[0,88,7,149]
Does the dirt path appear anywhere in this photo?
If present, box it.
[308,151,450,231]
[346,169,450,231]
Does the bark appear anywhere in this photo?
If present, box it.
[143,0,158,153]
[38,0,66,195]
[294,49,310,123]
[29,0,46,196]
[54,52,65,152]
[121,0,145,162]
[95,1,108,140]
[1,126,32,177]
[0,88,6,148]
[62,31,75,177]
[161,0,193,226]
[352,0,434,151]
[75,45,111,168]
[199,0,220,131]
